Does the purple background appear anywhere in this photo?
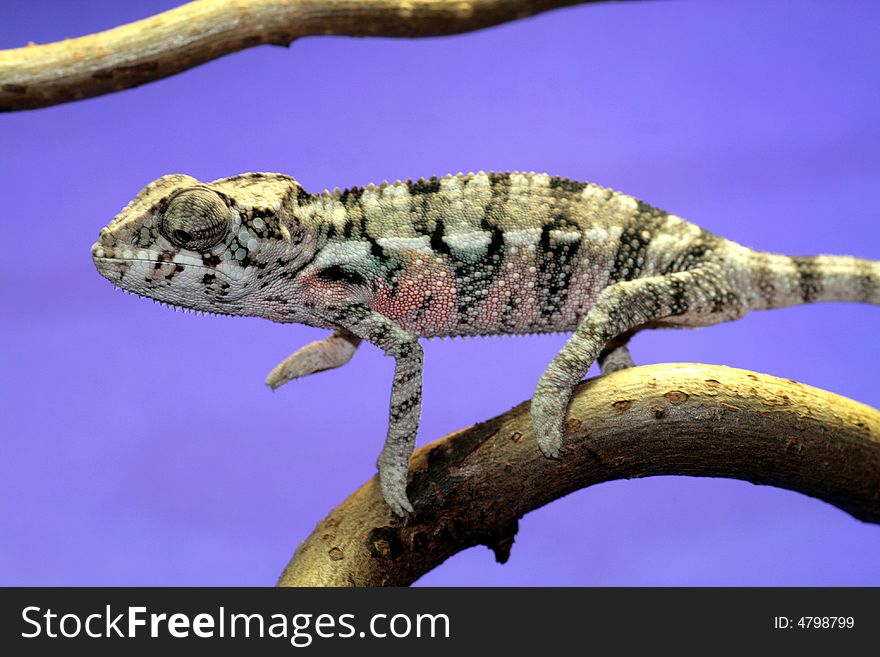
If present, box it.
[1,0,878,586]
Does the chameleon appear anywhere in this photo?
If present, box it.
[91,171,879,515]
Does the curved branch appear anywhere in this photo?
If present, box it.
[277,363,880,586]
[0,0,606,111]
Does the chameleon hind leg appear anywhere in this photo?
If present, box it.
[532,265,740,458]
[266,329,362,389]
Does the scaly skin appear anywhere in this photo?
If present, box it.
[91,171,880,515]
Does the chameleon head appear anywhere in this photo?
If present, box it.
[91,173,292,316]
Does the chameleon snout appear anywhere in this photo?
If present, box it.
[90,241,110,260]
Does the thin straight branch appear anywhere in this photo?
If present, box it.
[277,363,880,586]
[0,0,611,111]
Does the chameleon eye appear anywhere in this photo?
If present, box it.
[160,188,229,251]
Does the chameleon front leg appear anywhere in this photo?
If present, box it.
[265,329,361,389]
[532,266,734,458]
[324,303,423,516]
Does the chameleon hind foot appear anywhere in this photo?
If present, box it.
[598,341,636,374]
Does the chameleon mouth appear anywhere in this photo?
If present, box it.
[90,241,234,283]
[91,252,236,317]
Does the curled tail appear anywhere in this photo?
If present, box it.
[747,250,880,310]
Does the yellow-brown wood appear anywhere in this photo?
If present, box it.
[0,0,599,111]
[278,363,880,586]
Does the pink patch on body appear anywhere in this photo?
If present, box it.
[372,253,458,336]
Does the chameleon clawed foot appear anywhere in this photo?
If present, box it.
[531,378,571,459]
[537,433,562,460]
[265,330,361,389]
[377,447,414,517]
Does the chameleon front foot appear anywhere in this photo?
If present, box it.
[377,447,414,517]
[265,330,361,389]
[530,378,571,459]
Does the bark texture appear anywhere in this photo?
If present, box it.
[278,363,880,586]
[0,0,606,111]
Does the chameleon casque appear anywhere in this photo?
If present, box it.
[91,171,879,515]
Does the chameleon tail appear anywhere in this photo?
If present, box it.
[747,251,879,310]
